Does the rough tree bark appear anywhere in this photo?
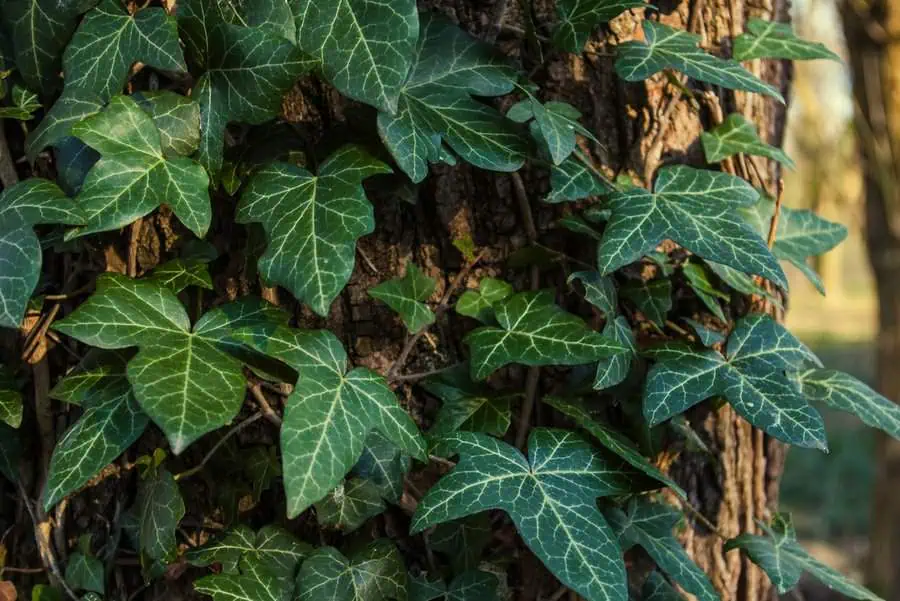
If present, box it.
[841,0,900,597]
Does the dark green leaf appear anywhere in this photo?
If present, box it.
[352,431,410,504]
[430,514,492,574]
[594,316,636,390]
[701,114,794,168]
[0,367,22,428]
[422,365,514,438]
[25,90,103,163]
[465,290,627,380]
[682,319,726,346]
[456,278,513,324]
[63,0,185,101]
[682,263,728,322]
[547,155,612,203]
[233,325,426,518]
[725,514,881,600]
[370,263,436,333]
[411,571,500,601]
[238,146,390,316]
[733,19,840,62]
[616,21,784,101]
[413,429,636,601]
[65,552,104,594]
[622,279,672,328]
[0,85,40,120]
[135,468,185,562]
[553,0,647,52]
[642,571,684,601]
[644,314,827,449]
[67,95,210,239]
[147,259,213,293]
[132,91,201,157]
[315,477,386,532]
[195,561,293,601]
[296,540,407,601]
[188,525,310,580]
[569,271,617,316]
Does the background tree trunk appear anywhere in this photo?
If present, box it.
[841,0,900,597]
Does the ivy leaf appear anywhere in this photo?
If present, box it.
[0,178,84,328]
[370,263,436,333]
[188,525,311,579]
[2,0,91,94]
[521,101,591,165]
[622,280,672,328]
[644,314,827,450]
[456,278,513,324]
[377,13,525,182]
[597,166,787,290]
[569,271,617,316]
[67,95,211,239]
[616,21,784,101]
[422,365,514,438]
[65,552,104,594]
[707,260,778,303]
[642,571,683,601]
[195,561,293,601]
[725,514,881,600]
[238,146,390,316]
[701,114,794,168]
[44,350,149,510]
[465,291,627,380]
[296,0,418,113]
[547,156,612,203]
[63,0,185,101]
[135,468,185,562]
[594,316,636,390]
[54,276,281,454]
[543,396,684,497]
[0,423,21,482]
[132,91,201,158]
[682,263,728,322]
[796,369,900,441]
[410,575,446,601]
[683,319,726,347]
[296,539,407,601]
[413,429,636,601]
[352,432,410,504]
[552,0,647,52]
[243,446,282,501]
[315,477,386,532]
[411,571,500,601]
[0,368,22,428]
[186,21,313,178]
[733,19,841,62]
[25,90,103,163]
[147,259,213,293]
[233,324,426,518]
[606,500,718,601]
[431,514,492,574]
[741,200,847,294]
[0,86,40,120]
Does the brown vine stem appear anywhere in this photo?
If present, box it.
[175,412,263,481]
[387,251,486,381]
[766,178,785,249]
[679,499,731,541]
[127,217,143,277]
[390,362,465,383]
[249,381,283,426]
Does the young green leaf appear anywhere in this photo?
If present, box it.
[135,468,185,563]
[2,0,89,94]
[733,19,841,62]
[296,0,418,113]
[0,178,84,328]
[642,571,684,601]
[644,314,827,450]
[243,446,282,501]
[25,90,103,163]
[377,13,525,182]
[413,429,636,601]
[547,155,612,202]
[0,367,22,429]
[682,263,728,322]
[67,95,210,239]
[725,514,881,600]
[0,86,41,120]
[701,114,795,168]
[65,551,104,595]
[456,278,513,324]
[527,101,590,165]
[616,21,784,101]
[411,571,500,601]
[430,514,492,574]
[370,263,437,333]
[796,369,900,440]
[594,316,637,389]
[238,146,390,316]
[553,0,648,52]
[569,271,618,316]
[543,396,685,497]
[233,324,426,518]
[188,525,311,579]
[622,279,672,328]
[422,365,514,438]
[465,290,627,380]
[146,259,213,293]
[185,20,313,178]
[706,260,777,302]
[54,276,283,454]
[682,318,726,346]
[606,500,718,601]
[597,165,787,289]
[44,350,149,510]
[296,539,407,601]
[63,0,185,101]
[352,432,410,504]
[132,91,201,158]
[315,477,386,532]
[741,199,847,294]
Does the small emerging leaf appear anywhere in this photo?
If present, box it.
[422,364,514,438]
[553,0,647,52]
[296,540,407,601]
[622,279,672,328]
[135,468,185,563]
[701,114,794,168]
[370,263,437,333]
[315,477,386,532]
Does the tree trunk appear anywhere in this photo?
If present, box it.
[841,0,900,597]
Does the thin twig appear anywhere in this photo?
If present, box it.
[175,412,263,481]
[766,179,785,249]
[16,483,79,601]
[22,303,61,362]
[390,362,465,382]
[1,566,46,574]
[679,499,731,541]
[665,320,690,337]
[127,218,143,277]
[387,251,486,380]
[249,382,283,426]
[514,367,541,450]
